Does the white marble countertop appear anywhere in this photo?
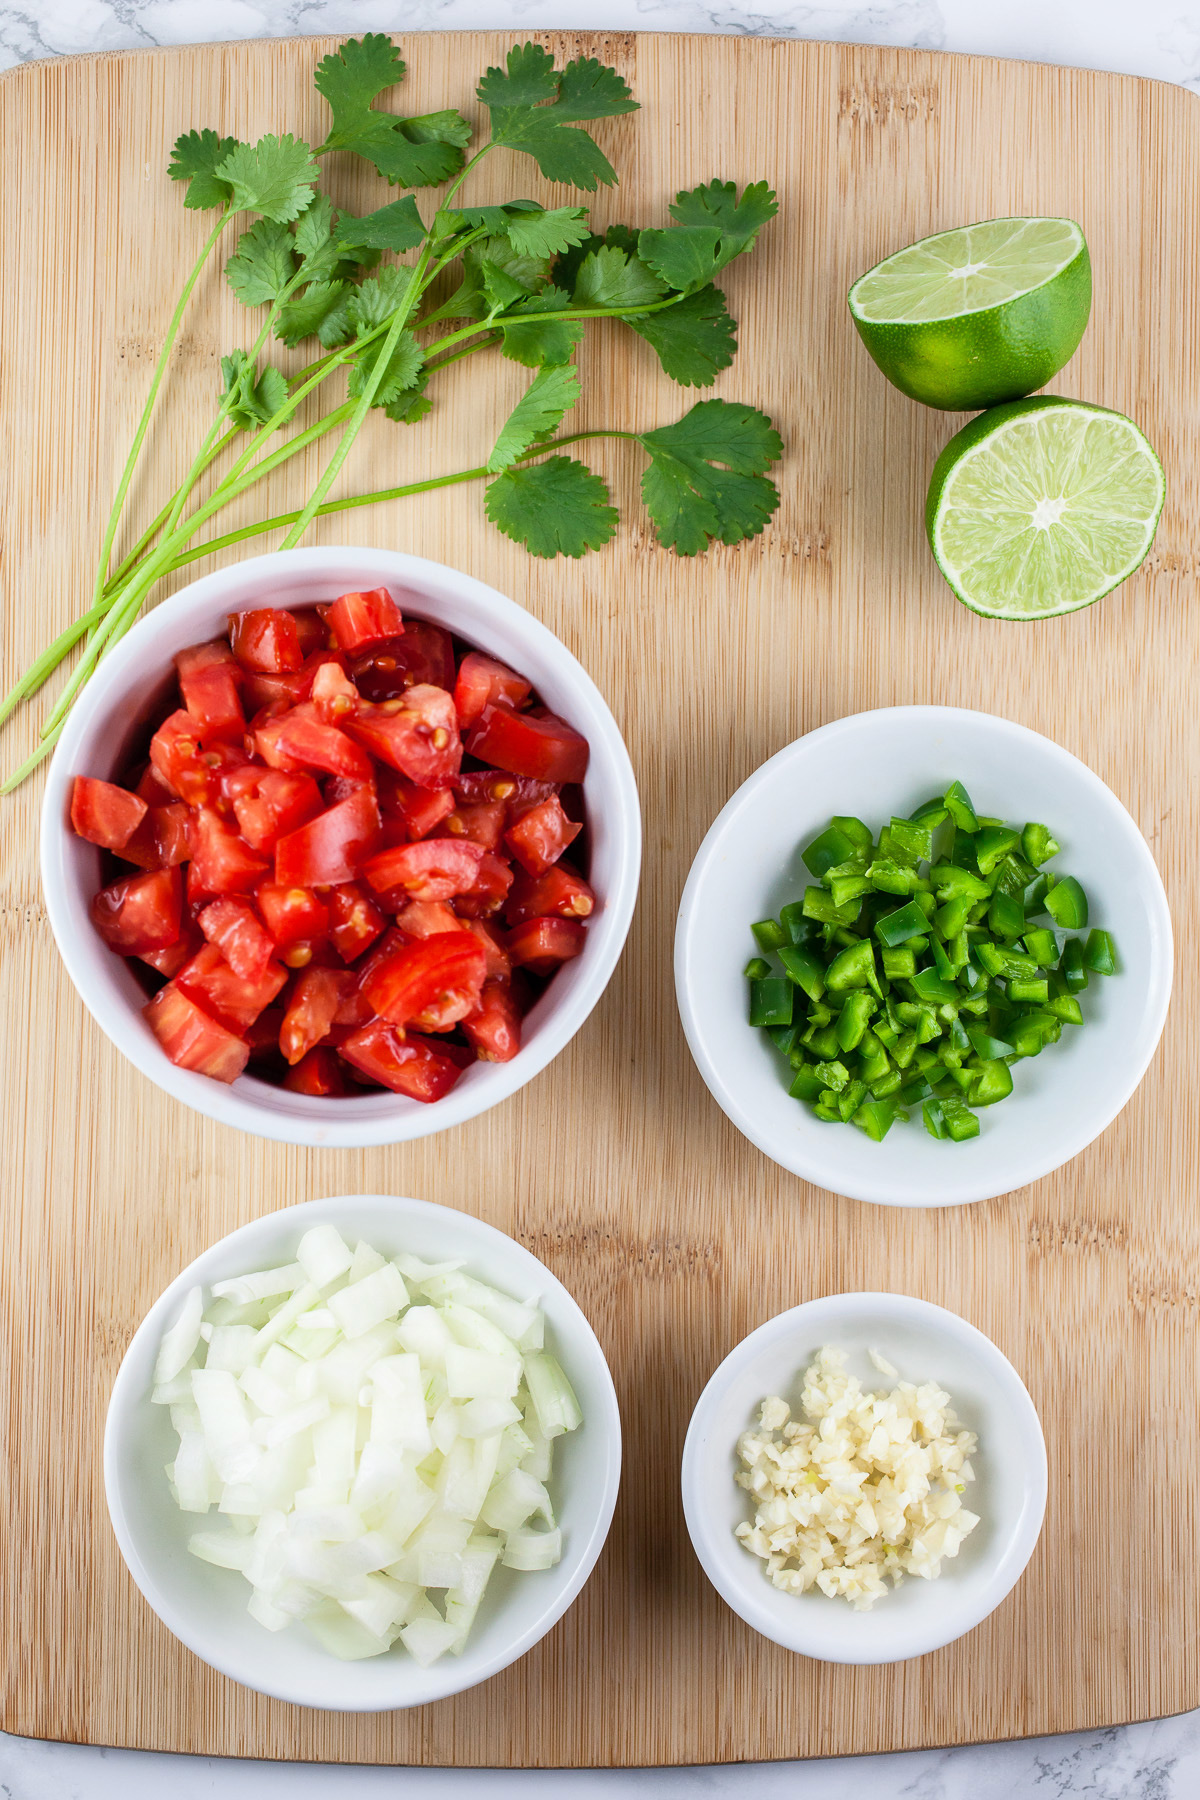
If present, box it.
[2,1,1198,1794]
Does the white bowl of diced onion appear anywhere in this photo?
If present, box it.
[681,1291,1047,1663]
[103,1194,621,1710]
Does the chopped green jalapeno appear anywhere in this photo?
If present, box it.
[745,788,1118,1144]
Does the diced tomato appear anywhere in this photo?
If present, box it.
[327,587,405,654]
[138,927,202,979]
[338,1019,465,1102]
[463,981,522,1062]
[135,762,177,805]
[279,966,353,1064]
[187,806,269,901]
[148,710,215,804]
[364,932,486,1031]
[461,917,512,981]
[347,684,461,789]
[454,849,515,919]
[257,883,330,948]
[120,802,191,872]
[246,1007,286,1058]
[70,776,147,850]
[448,801,506,850]
[228,767,324,852]
[362,838,485,903]
[350,621,455,698]
[229,608,304,674]
[506,915,587,975]
[505,794,582,878]
[177,942,288,1035]
[327,882,385,962]
[506,862,595,926]
[274,785,380,889]
[284,1047,346,1096]
[256,705,373,783]
[387,781,456,841]
[452,652,531,729]
[453,771,560,821]
[393,900,465,939]
[199,897,278,983]
[311,659,360,723]
[293,610,328,657]
[91,867,182,954]
[465,705,589,784]
[144,983,249,1083]
[175,640,244,744]
[240,669,305,713]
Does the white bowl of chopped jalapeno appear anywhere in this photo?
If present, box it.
[674,706,1173,1207]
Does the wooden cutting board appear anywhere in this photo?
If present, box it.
[1,27,1197,1768]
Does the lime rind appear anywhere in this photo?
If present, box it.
[849,217,1085,324]
[928,400,1165,621]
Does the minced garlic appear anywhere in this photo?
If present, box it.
[734,1345,979,1610]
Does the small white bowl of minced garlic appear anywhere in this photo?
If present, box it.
[681,1292,1047,1664]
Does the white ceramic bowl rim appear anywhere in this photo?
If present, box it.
[674,706,1173,1206]
[681,1290,1048,1664]
[40,548,642,1147]
[103,1193,623,1711]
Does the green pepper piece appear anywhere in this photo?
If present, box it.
[887,816,934,863]
[943,780,979,833]
[896,1074,930,1104]
[946,930,970,973]
[813,1058,849,1092]
[940,1094,981,1141]
[804,1025,842,1059]
[751,918,788,953]
[779,901,815,946]
[891,1029,918,1070]
[869,1067,903,1098]
[788,1065,824,1101]
[1044,875,1088,929]
[974,825,1020,875]
[802,885,862,925]
[880,944,917,980]
[1083,928,1117,975]
[971,1058,1014,1106]
[1046,993,1084,1025]
[990,851,1038,899]
[1023,926,1058,967]
[813,1103,840,1122]
[874,900,928,946]
[1008,976,1050,1003]
[975,941,1038,980]
[923,1099,949,1139]
[778,944,826,1001]
[744,955,772,980]
[929,864,991,901]
[830,874,873,909]
[934,895,971,939]
[1021,822,1061,866]
[749,977,793,1028]
[834,990,875,1052]
[987,890,1026,941]
[1059,938,1088,993]
[966,1027,1015,1061]
[909,797,949,826]
[1024,873,1050,916]
[909,967,959,1004]
[829,814,873,849]
[853,1099,899,1141]
[802,824,858,880]
[825,938,877,990]
[767,1023,800,1054]
[866,858,918,896]
[873,1019,899,1049]
[931,934,955,980]
[1007,1012,1058,1056]
[837,1079,867,1122]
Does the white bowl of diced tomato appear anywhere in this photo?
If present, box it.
[41,549,641,1145]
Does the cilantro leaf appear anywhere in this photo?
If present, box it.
[275,279,350,348]
[668,178,778,263]
[476,42,560,109]
[316,287,357,347]
[553,223,638,290]
[334,196,426,254]
[348,329,424,405]
[626,285,737,386]
[490,117,618,192]
[225,217,297,306]
[552,57,638,122]
[572,245,665,309]
[485,455,617,557]
[637,400,782,553]
[481,259,532,314]
[504,206,592,259]
[220,352,290,430]
[499,287,585,367]
[216,135,320,223]
[316,35,469,186]
[348,266,415,332]
[386,373,433,424]
[293,193,335,261]
[636,226,723,294]
[487,365,581,472]
[169,129,240,210]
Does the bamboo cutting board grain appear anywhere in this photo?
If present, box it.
[0,29,1197,1767]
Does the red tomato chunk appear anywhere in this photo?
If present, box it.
[71,588,597,1100]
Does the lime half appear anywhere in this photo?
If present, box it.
[926,397,1165,620]
[848,217,1091,410]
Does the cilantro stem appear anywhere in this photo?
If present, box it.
[86,204,233,616]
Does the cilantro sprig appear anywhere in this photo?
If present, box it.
[1,36,784,788]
